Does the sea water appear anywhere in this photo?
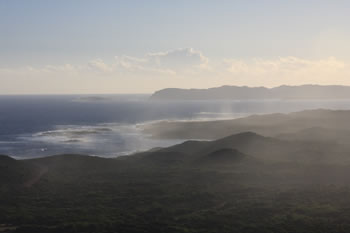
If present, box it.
[1,94,350,159]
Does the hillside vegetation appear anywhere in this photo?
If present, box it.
[3,117,350,232]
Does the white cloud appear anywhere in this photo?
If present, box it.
[0,64,79,76]
[1,49,350,94]
[147,48,209,71]
[88,59,113,73]
[225,56,346,75]
[115,56,147,69]
[114,55,176,75]
[113,48,209,75]
[223,56,349,86]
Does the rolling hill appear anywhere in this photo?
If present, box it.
[3,129,350,232]
[142,109,350,141]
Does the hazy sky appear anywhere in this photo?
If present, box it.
[1,0,350,94]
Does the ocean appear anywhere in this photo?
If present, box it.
[1,94,350,159]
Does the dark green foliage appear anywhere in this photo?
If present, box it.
[3,131,350,232]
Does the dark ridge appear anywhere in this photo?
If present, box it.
[157,131,288,163]
[136,151,188,167]
[29,153,118,161]
[0,155,38,186]
[27,154,120,173]
[0,154,16,162]
[160,140,209,155]
[217,131,264,142]
[200,148,247,164]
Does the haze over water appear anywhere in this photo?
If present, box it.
[2,94,350,159]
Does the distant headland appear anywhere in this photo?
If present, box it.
[150,85,350,100]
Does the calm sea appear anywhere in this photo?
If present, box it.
[1,94,350,159]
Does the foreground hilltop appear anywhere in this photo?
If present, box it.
[150,84,350,100]
[4,128,350,232]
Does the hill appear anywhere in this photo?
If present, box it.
[3,131,350,232]
[0,155,39,188]
[150,84,350,100]
[142,109,350,142]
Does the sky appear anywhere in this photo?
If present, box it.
[1,0,350,94]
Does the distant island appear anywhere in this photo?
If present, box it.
[150,85,350,100]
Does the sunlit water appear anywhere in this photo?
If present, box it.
[1,94,350,159]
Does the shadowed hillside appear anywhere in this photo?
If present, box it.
[4,127,350,232]
[0,155,40,188]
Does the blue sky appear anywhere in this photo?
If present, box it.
[1,0,350,93]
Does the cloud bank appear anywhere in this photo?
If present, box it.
[0,48,349,94]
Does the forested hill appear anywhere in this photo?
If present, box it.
[4,129,350,232]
